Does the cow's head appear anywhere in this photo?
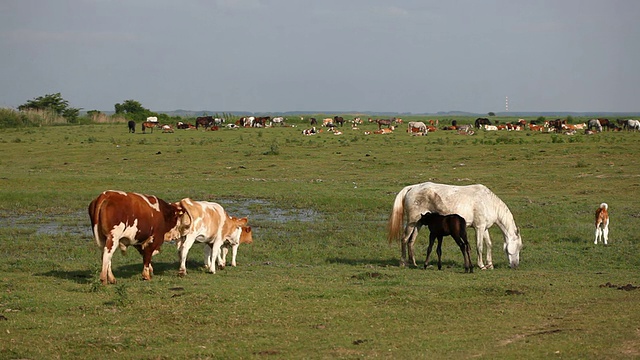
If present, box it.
[165,200,188,243]
[240,226,253,244]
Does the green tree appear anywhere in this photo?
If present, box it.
[18,93,81,122]
[114,99,147,114]
[488,112,496,116]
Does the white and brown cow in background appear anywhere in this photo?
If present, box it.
[219,225,253,268]
[88,190,184,284]
[175,199,252,275]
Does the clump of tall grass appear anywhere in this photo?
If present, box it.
[0,108,66,128]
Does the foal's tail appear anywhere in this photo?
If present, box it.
[599,203,608,210]
[387,185,412,244]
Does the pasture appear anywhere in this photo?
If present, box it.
[0,117,639,359]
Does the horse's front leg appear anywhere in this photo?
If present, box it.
[475,227,486,269]
[436,236,443,270]
[484,229,493,269]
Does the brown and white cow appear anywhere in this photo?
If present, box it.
[219,224,253,269]
[88,190,184,284]
[175,199,252,275]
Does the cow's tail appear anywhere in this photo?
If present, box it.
[88,193,108,248]
[600,203,608,210]
[387,185,412,244]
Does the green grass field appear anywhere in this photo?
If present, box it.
[0,117,639,359]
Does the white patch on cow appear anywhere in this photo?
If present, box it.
[109,219,139,246]
[106,190,127,196]
[133,193,160,212]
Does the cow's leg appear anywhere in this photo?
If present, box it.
[594,227,601,244]
[141,248,153,281]
[603,224,609,245]
[230,243,239,267]
[101,237,118,285]
[484,229,494,269]
[206,239,224,274]
[218,246,228,269]
[177,234,196,276]
[204,243,215,272]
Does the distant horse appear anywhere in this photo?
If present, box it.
[597,118,610,131]
[333,116,345,127]
[418,212,473,273]
[370,118,393,130]
[625,119,640,131]
[310,117,317,126]
[588,119,603,132]
[407,121,427,134]
[141,121,157,133]
[128,120,136,133]
[388,182,522,269]
[475,118,491,129]
[594,203,609,245]
[196,116,214,129]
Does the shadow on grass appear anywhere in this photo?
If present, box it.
[36,260,199,284]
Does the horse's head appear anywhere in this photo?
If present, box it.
[504,227,522,269]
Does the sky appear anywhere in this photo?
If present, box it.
[1,0,639,114]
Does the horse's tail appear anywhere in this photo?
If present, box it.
[600,203,608,210]
[387,185,412,244]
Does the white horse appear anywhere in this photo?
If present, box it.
[588,119,603,132]
[388,182,522,269]
[625,119,640,131]
[407,121,427,134]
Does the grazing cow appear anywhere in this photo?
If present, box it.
[220,226,253,268]
[594,203,609,245]
[272,116,284,126]
[175,199,251,275]
[322,118,333,126]
[128,120,136,133]
[88,190,184,284]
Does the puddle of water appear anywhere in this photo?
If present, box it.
[0,200,320,237]
[219,199,321,223]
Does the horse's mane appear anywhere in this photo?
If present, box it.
[486,189,517,234]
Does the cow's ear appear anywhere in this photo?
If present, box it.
[239,217,248,226]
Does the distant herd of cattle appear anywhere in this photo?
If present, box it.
[126,115,640,137]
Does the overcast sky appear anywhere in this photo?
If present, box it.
[1,0,639,114]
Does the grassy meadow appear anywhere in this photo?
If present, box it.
[0,116,639,359]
